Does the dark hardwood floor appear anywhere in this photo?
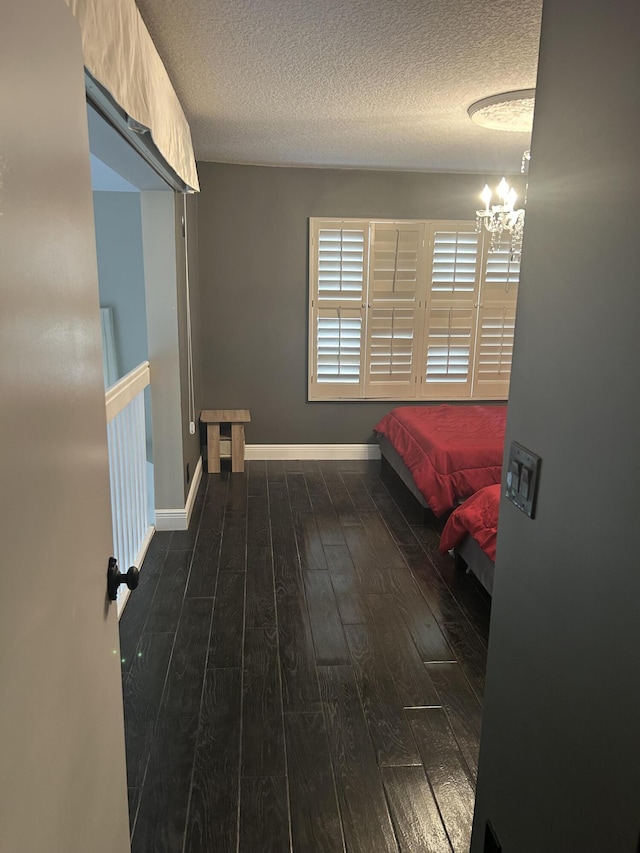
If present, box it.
[119,458,490,853]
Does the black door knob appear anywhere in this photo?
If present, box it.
[107,557,140,601]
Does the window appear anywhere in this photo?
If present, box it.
[308,218,519,401]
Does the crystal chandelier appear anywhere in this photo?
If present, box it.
[476,150,530,262]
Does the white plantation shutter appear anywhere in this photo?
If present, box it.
[316,224,366,303]
[369,223,423,299]
[316,309,363,384]
[364,222,427,397]
[367,307,416,390]
[423,306,476,388]
[420,224,481,399]
[474,304,516,393]
[309,219,367,398]
[308,217,517,401]
[473,241,520,397]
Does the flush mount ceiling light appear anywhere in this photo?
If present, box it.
[468,89,536,133]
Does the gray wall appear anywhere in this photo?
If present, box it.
[196,164,519,444]
[93,191,148,378]
[471,1,640,851]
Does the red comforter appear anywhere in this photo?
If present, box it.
[439,483,501,561]
[374,405,506,516]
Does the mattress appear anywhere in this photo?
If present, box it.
[374,405,507,516]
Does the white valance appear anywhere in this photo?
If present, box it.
[66,0,199,191]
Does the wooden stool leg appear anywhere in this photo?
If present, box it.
[207,423,221,473]
[230,423,245,473]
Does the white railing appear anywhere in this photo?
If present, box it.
[105,361,154,617]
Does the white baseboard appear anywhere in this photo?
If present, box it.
[116,523,155,620]
[244,444,381,460]
[155,456,203,531]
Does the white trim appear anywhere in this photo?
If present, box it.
[244,444,381,460]
[105,360,150,423]
[116,523,155,620]
[154,509,189,532]
[185,455,203,519]
[154,456,203,530]
[183,195,196,435]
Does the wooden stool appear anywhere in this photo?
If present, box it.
[201,409,251,473]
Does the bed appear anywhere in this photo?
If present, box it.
[374,404,507,517]
[439,483,501,595]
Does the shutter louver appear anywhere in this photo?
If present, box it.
[316,309,362,384]
[421,225,481,399]
[370,226,420,299]
[364,222,426,397]
[309,219,367,399]
[425,307,474,382]
[481,244,520,299]
[472,241,520,398]
[317,228,365,303]
[369,307,415,378]
[475,304,516,387]
[431,230,479,294]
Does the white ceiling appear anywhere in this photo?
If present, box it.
[135,0,543,174]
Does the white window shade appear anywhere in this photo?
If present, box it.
[65,0,199,192]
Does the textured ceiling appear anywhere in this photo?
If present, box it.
[135,0,543,173]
